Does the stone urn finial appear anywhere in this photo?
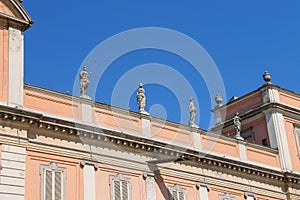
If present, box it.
[263,71,271,84]
[215,93,223,107]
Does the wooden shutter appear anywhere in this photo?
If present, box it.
[169,186,186,200]
[178,191,185,200]
[111,174,131,200]
[113,179,130,200]
[121,180,129,200]
[297,130,300,152]
[172,190,178,200]
[114,180,121,200]
[45,170,52,200]
[55,171,62,200]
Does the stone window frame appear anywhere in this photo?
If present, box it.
[40,162,67,200]
[219,193,235,200]
[110,173,132,200]
[168,184,187,200]
[294,126,300,157]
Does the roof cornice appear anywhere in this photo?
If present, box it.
[0,0,33,31]
[0,104,299,184]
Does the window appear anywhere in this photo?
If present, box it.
[219,193,235,200]
[241,128,255,143]
[261,138,268,147]
[168,184,187,200]
[294,126,300,156]
[110,173,131,200]
[40,162,66,200]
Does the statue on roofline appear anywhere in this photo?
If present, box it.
[233,112,244,140]
[137,83,147,114]
[189,97,198,128]
[79,66,92,99]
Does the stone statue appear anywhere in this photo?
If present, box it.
[79,66,92,98]
[137,83,146,113]
[189,98,197,127]
[233,112,243,140]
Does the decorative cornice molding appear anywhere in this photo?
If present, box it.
[213,102,300,131]
[0,104,299,184]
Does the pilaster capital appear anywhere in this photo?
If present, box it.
[245,192,256,198]
[196,182,210,191]
[80,160,98,169]
[143,171,155,179]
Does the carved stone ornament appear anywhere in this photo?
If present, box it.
[263,71,271,84]
[215,93,223,107]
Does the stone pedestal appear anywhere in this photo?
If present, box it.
[192,130,201,150]
[79,98,93,124]
[141,114,151,137]
[238,141,247,161]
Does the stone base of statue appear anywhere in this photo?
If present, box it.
[139,110,149,115]
[80,94,91,99]
[189,122,198,128]
[234,135,244,141]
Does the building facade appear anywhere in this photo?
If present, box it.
[0,1,299,200]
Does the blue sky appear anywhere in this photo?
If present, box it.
[22,1,300,129]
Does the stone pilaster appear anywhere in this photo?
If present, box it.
[238,141,247,161]
[80,99,93,124]
[197,183,210,200]
[81,160,98,200]
[245,192,256,200]
[8,27,24,107]
[143,172,156,200]
[261,87,280,104]
[141,114,151,137]
[264,110,292,172]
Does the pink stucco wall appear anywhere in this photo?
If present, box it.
[0,28,9,103]
[25,151,83,200]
